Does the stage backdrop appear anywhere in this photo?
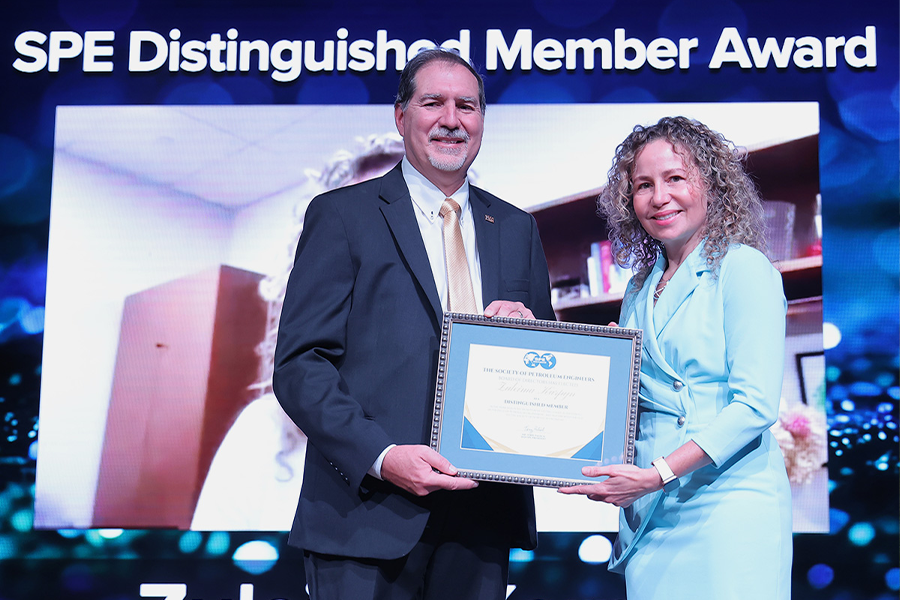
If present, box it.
[0,1,897,599]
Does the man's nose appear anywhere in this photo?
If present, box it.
[438,105,461,128]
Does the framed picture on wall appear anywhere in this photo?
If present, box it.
[796,351,826,405]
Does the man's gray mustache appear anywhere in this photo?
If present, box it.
[429,127,469,142]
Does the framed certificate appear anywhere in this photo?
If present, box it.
[431,313,642,487]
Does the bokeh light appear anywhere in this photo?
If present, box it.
[807,564,835,589]
[848,522,876,546]
[206,531,231,556]
[178,531,203,554]
[97,529,123,540]
[823,322,842,349]
[510,548,535,562]
[577,534,613,564]
[885,567,900,591]
[232,540,279,575]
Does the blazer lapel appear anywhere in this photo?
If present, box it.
[378,166,443,324]
[469,187,500,304]
[636,260,680,382]
[652,242,707,339]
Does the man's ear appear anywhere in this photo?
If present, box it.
[394,104,406,138]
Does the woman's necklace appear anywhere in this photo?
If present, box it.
[653,276,670,304]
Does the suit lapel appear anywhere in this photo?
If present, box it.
[635,260,679,382]
[378,166,443,324]
[652,243,707,339]
[470,187,500,304]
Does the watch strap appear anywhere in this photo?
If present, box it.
[651,456,679,492]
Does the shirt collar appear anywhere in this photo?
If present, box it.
[401,157,470,224]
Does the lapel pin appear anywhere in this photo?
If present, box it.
[484,215,494,223]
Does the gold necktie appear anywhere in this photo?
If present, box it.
[439,198,477,314]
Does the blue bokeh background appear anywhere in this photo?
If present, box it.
[0,1,897,598]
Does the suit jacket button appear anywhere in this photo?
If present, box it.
[677,416,686,427]
[673,380,683,391]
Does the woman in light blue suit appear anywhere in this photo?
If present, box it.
[561,116,792,599]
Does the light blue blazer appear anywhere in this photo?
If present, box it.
[608,241,792,598]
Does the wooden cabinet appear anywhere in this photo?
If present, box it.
[93,265,267,529]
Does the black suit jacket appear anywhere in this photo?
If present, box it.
[273,163,554,560]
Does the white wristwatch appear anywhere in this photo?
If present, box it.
[651,456,680,492]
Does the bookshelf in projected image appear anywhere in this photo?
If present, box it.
[530,134,821,325]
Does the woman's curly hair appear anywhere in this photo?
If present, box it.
[597,116,767,288]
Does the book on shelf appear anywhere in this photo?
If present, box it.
[587,241,629,297]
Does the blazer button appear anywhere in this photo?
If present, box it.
[673,380,684,391]
[677,416,686,427]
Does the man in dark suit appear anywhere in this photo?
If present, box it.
[273,48,554,600]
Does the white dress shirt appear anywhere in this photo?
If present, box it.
[371,158,485,479]
[401,157,484,313]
